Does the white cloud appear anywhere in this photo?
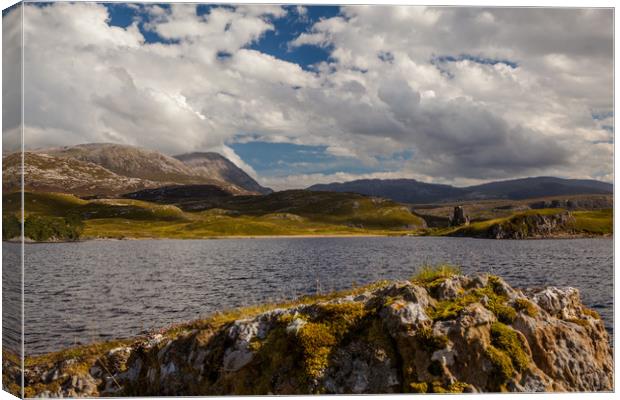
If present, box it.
[5,4,613,188]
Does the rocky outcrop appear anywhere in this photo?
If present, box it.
[5,273,612,396]
[487,212,575,239]
[452,211,577,239]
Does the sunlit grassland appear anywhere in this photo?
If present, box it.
[569,209,613,234]
[4,192,424,239]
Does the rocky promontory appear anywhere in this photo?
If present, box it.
[4,268,613,396]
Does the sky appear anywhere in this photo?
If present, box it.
[2,3,614,190]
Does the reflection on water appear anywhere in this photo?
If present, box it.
[5,237,612,355]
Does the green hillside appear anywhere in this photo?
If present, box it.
[2,191,426,241]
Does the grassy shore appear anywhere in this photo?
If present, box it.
[3,192,612,241]
[3,191,426,240]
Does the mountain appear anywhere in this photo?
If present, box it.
[173,152,271,194]
[25,143,269,195]
[2,152,161,196]
[308,179,466,204]
[308,177,613,204]
[463,177,613,200]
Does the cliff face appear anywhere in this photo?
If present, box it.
[6,273,612,396]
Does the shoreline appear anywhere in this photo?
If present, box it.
[3,232,613,244]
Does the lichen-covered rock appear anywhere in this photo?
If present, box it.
[7,272,612,397]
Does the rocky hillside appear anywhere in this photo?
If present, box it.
[29,143,269,195]
[2,152,162,196]
[5,270,612,396]
[174,152,271,194]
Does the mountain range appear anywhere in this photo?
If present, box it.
[307,177,613,204]
[2,142,612,203]
[2,143,271,196]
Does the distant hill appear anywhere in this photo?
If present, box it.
[9,143,270,196]
[308,177,613,204]
[173,152,271,194]
[463,177,613,200]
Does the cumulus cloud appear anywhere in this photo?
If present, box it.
[4,3,613,187]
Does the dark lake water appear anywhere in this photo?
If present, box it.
[2,237,613,356]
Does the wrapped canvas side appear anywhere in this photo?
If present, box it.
[2,2,24,398]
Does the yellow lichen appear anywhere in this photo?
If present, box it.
[514,298,538,317]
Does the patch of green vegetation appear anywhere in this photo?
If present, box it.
[415,327,448,352]
[23,214,83,241]
[3,191,429,240]
[514,298,538,317]
[409,382,428,393]
[426,275,516,324]
[427,292,479,321]
[565,318,590,328]
[439,208,608,239]
[582,308,601,320]
[411,264,461,285]
[485,345,515,383]
[409,380,468,394]
[569,209,612,235]
[2,214,21,240]
[296,322,337,379]
[490,322,529,372]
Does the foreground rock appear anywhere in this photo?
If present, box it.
[4,273,612,396]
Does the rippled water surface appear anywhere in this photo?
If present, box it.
[3,237,613,355]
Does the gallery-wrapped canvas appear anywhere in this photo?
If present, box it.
[1,2,614,397]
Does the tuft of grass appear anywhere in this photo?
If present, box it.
[411,264,461,284]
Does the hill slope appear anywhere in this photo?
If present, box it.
[2,152,161,196]
[308,177,612,203]
[174,152,271,194]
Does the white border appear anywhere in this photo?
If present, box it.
[0,1,616,400]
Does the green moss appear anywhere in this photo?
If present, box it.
[296,322,337,379]
[409,382,428,393]
[490,322,529,372]
[487,302,517,324]
[565,318,590,328]
[582,308,601,320]
[485,345,515,382]
[427,292,479,321]
[415,327,448,352]
[514,298,538,317]
[431,381,469,393]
